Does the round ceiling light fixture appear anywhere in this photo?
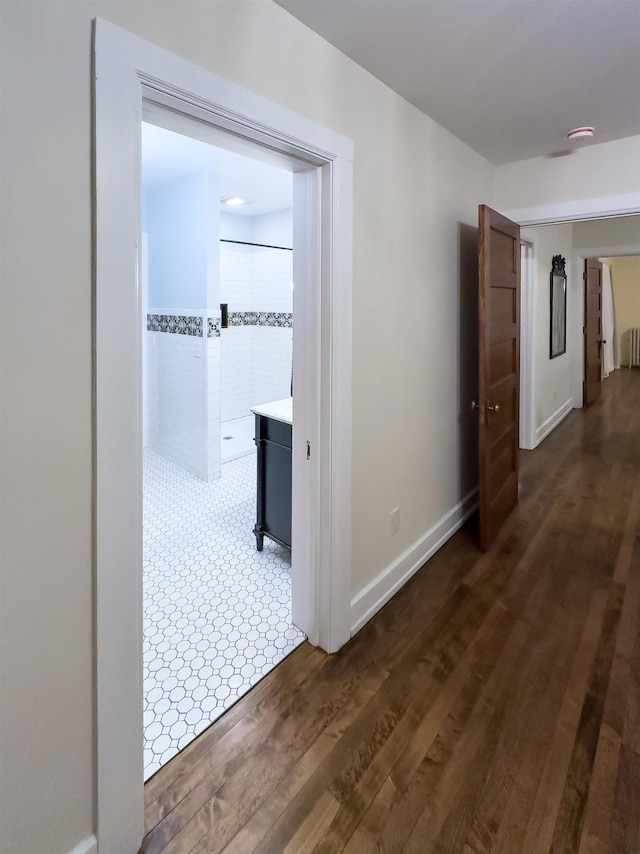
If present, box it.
[221,195,246,206]
[566,126,594,142]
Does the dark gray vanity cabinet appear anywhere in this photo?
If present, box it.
[253,413,292,551]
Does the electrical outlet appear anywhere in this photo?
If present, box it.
[390,507,400,536]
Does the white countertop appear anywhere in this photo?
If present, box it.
[250,397,292,425]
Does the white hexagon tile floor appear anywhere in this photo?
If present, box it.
[143,448,305,780]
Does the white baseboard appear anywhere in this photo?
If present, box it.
[535,398,573,446]
[350,488,478,635]
[68,835,97,854]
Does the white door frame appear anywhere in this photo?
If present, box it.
[94,18,353,854]
[506,200,640,445]
[572,243,640,398]
[519,239,536,449]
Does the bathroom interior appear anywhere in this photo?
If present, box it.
[141,121,304,779]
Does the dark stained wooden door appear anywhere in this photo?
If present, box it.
[584,258,603,405]
[478,205,520,551]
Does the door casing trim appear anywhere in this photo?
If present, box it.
[510,200,640,442]
[502,194,640,227]
[94,18,353,853]
[519,239,536,450]
[573,244,640,407]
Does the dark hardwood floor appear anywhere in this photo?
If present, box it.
[142,369,640,853]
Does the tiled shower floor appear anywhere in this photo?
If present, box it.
[143,449,305,780]
[221,414,255,463]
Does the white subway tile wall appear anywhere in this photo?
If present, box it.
[251,247,293,313]
[251,326,293,407]
[206,335,222,481]
[144,244,292,477]
[220,244,252,310]
[220,327,252,422]
[220,244,293,420]
[145,310,222,481]
[145,330,207,479]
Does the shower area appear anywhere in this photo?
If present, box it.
[219,234,293,465]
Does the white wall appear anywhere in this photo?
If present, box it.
[220,208,293,247]
[147,173,220,308]
[2,2,635,853]
[252,207,293,247]
[572,215,640,253]
[494,136,640,222]
[220,211,252,242]
[0,4,487,848]
[522,223,575,444]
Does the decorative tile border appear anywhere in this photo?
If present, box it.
[147,314,203,337]
[146,312,289,335]
[208,317,221,338]
[229,311,292,328]
[146,314,221,338]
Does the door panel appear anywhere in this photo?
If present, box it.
[584,258,603,405]
[478,205,521,551]
[491,339,517,383]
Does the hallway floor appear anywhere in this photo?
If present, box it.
[143,450,305,780]
[142,369,640,853]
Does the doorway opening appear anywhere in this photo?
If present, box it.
[94,21,354,848]
[140,117,307,778]
[582,253,640,404]
[517,216,640,452]
[597,255,640,372]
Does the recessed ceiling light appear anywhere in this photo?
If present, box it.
[221,195,246,206]
[566,127,594,142]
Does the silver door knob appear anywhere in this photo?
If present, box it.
[487,403,500,412]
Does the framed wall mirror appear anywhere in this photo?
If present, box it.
[550,255,567,359]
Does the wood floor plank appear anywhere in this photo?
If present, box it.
[379,613,535,852]
[519,589,610,854]
[577,723,622,854]
[398,628,528,853]
[578,506,640,853]
[143,643,326,833]
[141,369,640,854]
[623,536,640,759]
[250,586,505,853]
[431,523,595,854]
[219,736,337,854]
[611,745,640,854]
[218,662,390,854]
[282,790,340,854]
[157,656,390,853]
[549,582,625,853]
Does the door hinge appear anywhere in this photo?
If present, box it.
[307,441,311,460]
